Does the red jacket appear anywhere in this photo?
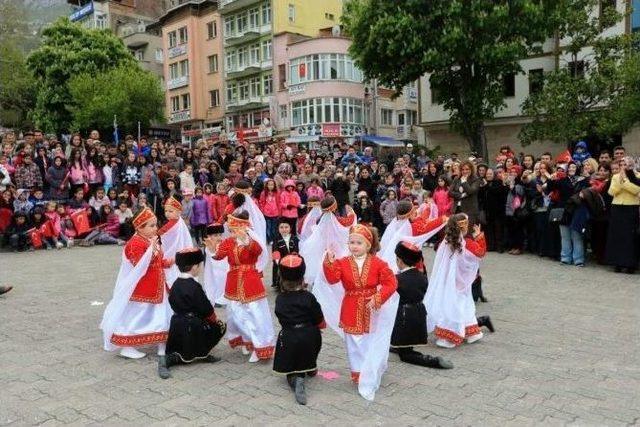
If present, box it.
[213,237,265,303]
[411,215,446,236]
[210,193,229,223]
[465,234,487,258]
[323,254,397,335]
[124,234,172,304]
[279,190,300,218]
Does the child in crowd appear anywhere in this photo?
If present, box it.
[354,191,375,225]
[107,188,119,208]
[44,201,70,248]
[30,188,48,210]
[13,189,33,215]
[379,189,399,230]
[165,248,226,375]
[115,199,134,239]
[190,187,211,245]
[271,221,299,290]
[433,176,453,216]
[273,254,325,406]
[295,181,307,219]
[210,182,230,225]
[202,183,215,214]
[279,179,300,234]
[259,179,280,244]
[8,212,30,251]
[181,188,194,226]
[79,204,124,246]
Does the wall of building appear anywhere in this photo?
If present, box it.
[272,0,343,35]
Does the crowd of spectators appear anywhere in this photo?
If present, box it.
[1,129,638,273]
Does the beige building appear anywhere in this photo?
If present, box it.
[419,0,640,155]
[152,0,225,143]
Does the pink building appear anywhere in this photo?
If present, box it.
[272,30,368,145]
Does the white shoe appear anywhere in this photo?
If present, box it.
[466,332,484,344]
[435,339,456,349]
[241,346,250,355]
[119,347,146,359]
[248,351,259,363]
[55,241,64,249]
[66,239,74,248]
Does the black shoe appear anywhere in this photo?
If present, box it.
[625,268,636,275]
[204,355,221,363]
[158,356,171,379]
[0,286,13,296]
[480,296,488,303]
[477,316,495,333]
[423,355,454,369]
[294,377,307,405]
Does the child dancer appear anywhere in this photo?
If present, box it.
[100,207,175,378]
[271,220,299,290]
[426,213,492,348]
[205,210,275,362]
[273,254,325,405]
[319,224,399,401]
[158,196,193,288]
[165,248,226,376]
[391,241,452,369]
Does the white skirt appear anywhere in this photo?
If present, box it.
[225,298,275,360]
[110,295,172,347]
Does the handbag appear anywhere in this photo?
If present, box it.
[548,207,565,223]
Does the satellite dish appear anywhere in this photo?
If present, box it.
[331,25,341,36]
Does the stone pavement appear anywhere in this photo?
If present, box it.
[1,246,639,426]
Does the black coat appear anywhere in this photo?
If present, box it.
[391,268,428,348]
[273,290,323,374]
[166,277,225,362]
[272,235,299,287]
[329,177,350,208]
[484,180,509,219]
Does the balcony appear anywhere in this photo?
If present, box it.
[167,75,189,90]
[169,109,191,124]
[219,0,262,14]
[226,95,269,111]
[121,30,152,49]
[225,60,271,78]
[167,44,188,59]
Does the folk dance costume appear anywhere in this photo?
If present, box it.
[426,216,488,348]
[100,207,174,377]
[378,201,446,274]
[271,231,299,290]
[296,199,323,243]
[319,224,399,401]
[158,196,193,288]
[166,248,225,368]
[390,242,452,369]
[299,197,356,285]
[273,255,325,405]
[211,213,275,361]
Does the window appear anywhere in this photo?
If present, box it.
[208,54,219,73]
[528,68,544,94]
[409,110,417,125]
[95,13,107,29]
[179,59,189,77]
[249,76,261,97]
[279,105,287,121]
[502,73,515,97]
[263,74,273,95]
[155,48,163,62]
[206,21,217,39]
[226,50,237,71]
[181,93,191,110]
[250,43,260,65]
[224,16,235,37]
[170,96,180,112]
[237,47,247,68]
[325,13,335,21]
[168,30,177,48]
[209,89,220,107]
[169,63,179,79]
[134,49,144,61]
[599,0,617,27]
[178,26,188,44]
[249,7,259,29]
[238,14,248,33]
[398,112,406,126]
[569,60,585,78]
[288,4,295,22]
[290,97,364,127]
[288,54,363,84]
[262,3,272,25]
[239,80,249,100]
[279,63,286,90]
[381,109,393,126]
[227,82,237,102]
[261,40,272,62]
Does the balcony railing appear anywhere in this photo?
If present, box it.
[169,109,191,123]
[167,75,189,90]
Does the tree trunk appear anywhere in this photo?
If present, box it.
[465,122,489,161]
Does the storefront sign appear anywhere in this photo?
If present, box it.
[288,84,305,95]
[169,110,191,123]
[322,123,341,137]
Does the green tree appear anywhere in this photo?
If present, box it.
[520,2,640,145]
[26,18,138,133]
[68,65,165,136]
[343,0,574,159]
[0,0,36,129]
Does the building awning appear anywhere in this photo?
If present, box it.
[359,135,405,147]
[285,135,320,144]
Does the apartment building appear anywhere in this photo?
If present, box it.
[418,0,640,154]
[219,0,343,142]
[152,0,225,143]
[66,0,166,78]
[274,27,418,146]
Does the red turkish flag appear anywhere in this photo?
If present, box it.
[299,63,306,78]
[71,209,91,236]
[28,228,43,248]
